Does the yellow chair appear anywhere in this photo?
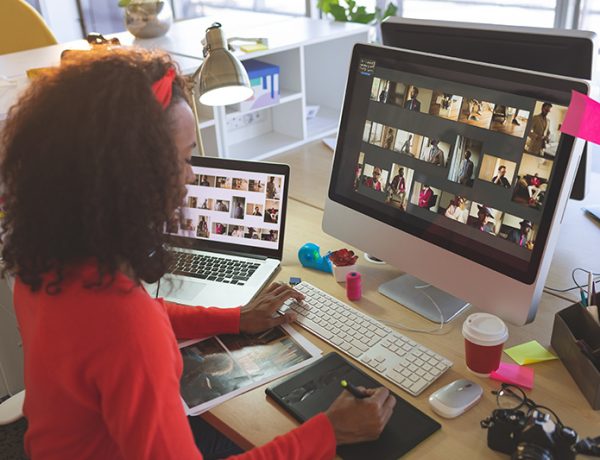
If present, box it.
[0,0,58,55]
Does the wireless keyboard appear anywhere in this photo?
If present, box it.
[280,282,452,396]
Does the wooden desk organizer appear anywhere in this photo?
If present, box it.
[551,304,600,409]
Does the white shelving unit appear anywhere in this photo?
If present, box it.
[157,15,370,160]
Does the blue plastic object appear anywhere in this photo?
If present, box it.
[298,243,332,273]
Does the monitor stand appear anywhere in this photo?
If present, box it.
[378,274,470,324]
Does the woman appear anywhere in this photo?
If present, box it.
[1,48,395,460]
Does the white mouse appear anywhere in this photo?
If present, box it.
[428,379,483,419]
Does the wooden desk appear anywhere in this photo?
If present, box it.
[202,197,600,458]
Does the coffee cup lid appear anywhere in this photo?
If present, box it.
[462,313,508,347]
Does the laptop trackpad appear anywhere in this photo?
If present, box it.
[159,280,206,302]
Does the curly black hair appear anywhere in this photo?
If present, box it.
[1,47,191,292]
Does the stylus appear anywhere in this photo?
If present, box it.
[340,380,368,399]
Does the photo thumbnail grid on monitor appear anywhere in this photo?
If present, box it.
[166,166,285,250]
[356,70,568,261]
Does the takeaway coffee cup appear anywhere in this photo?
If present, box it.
[462,313,508,376]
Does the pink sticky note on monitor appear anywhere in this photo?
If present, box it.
[490,362,534,390]
[560,90,600,145]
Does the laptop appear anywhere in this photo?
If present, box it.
[147,157,289,308]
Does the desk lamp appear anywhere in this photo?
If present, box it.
[190,22,253,156]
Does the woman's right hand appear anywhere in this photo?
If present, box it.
[325,387,396,445]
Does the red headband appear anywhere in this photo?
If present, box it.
[151,67,176,109]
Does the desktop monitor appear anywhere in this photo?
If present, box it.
[323,43,588,325]
[380,18,598,201]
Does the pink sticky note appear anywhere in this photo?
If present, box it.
[490,362,534,390]
[560,90,600,145]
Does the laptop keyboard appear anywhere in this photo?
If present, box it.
[168,252,261,285]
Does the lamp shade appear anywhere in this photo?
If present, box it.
[197,24,253,106]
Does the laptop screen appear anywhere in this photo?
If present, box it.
[165,157,289,260]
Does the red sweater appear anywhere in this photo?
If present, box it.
[14,263,336,460]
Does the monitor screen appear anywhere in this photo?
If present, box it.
[329,44,587,285]
[166,162,286,253]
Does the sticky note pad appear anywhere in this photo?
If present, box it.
[491,362,534,390]
[560,90,600,145]
[504,340,557,365]
[240,43,268,53]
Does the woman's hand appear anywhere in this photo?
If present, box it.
[325,387,396,445]
[239,282,304,334]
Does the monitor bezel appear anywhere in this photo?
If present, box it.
[165,156,290,261]
[328,43,589,285]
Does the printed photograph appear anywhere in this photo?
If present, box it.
[467,202,503,236]
[244,227,261,239]
[447,136,482,186]
[384,163,414,211]
[198,175,216,187]
[403,85,433,113]
[429,92,463,121]
[478,154,517,189]
[180,338,253,409]
[198,198,214,210]
[437,192,471,224]
[266,176,283,200]
[227,225,245,238]
[249,179,265,193]
[214,199,230,213]
[393,130,424,158]
[361,164,389,193]
[246,203,264,217]
[512,153,553,210]
[261,229,279,242]
[458,98,495,129]
[264,199,280,224]
[490,106,530,137]
[370,77,390,102]
[196,216,210,238]
[419,138,452,167]
[354,152,365,190]
[216,176,232,189]
[498,214,537,251]
[410,182,442,212]
[230,196,246,219]
[525,101,568,158]
[384,81,407,106]
[232,178,249,191]
[212,222,227,235]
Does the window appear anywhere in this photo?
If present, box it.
[580,0,600,32]
[173,0,307,19]
[401,0,557,28]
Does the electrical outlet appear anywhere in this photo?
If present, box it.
[226,111,265,131]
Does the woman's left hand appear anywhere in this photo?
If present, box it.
[239,282,304,334]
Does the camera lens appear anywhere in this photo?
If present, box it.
[512,442,553,460]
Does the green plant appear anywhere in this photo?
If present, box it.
[317,0,398,24]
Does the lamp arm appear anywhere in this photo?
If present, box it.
[187,71,206,158]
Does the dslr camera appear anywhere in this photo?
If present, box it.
[481,408,578,460]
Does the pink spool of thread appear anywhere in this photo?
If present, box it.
[346,272,362,301]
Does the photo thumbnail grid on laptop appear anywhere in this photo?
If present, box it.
[166,165,285,250]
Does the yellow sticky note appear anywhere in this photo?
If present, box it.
[240,43,268,53]
[504,340,557,365]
